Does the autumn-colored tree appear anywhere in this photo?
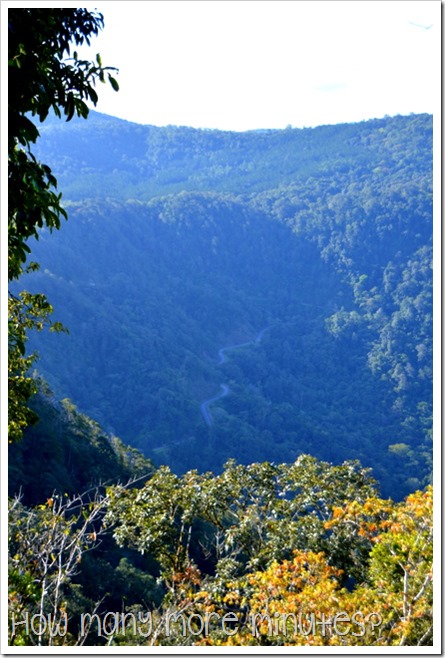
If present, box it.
[194,551,381,646]
[101,457,434,647]
[191,487,433,647]
[366,486,433,645]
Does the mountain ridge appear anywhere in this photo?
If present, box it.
[33,111,432,201]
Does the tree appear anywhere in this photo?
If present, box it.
[103,456,378,613]
[8,491,108,646]
[366,486,433,645]
[8,8,118,440]
[103,459,433,647]
[190,488,433,647]
[8,287,65,443]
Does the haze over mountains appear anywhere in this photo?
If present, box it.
[15,111,432,500]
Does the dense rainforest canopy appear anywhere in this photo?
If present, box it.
[14,111,433,502]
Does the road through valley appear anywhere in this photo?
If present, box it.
[199,327,272,426]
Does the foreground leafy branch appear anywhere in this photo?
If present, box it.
[8,490,107,646]
[8,8,119,441]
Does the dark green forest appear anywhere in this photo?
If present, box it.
[9,109,433,647]
[12,112,432,501]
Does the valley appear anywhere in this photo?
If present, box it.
[12,112,432,500]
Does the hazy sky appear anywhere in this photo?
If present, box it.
[74,0,441,131]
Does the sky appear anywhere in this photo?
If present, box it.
[69,0,442,131]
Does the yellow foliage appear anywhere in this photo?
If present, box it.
[189,487,433,647]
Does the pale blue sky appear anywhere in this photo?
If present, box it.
[75,0,440,130]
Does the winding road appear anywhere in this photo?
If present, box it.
[151,313,325,452]
[217,341,253,365]
[199,326,272,426]
[199,384,230,426]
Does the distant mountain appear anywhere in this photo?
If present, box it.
[33,111,432,200]
[15,112,432,500]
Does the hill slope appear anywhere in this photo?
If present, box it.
[15,112,432,500]
[34,111,432,200]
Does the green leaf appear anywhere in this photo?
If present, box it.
[88,87,98,105]
[108,74,119,92]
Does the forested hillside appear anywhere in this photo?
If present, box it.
[13,112,433,501]
[33,110,431,200]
